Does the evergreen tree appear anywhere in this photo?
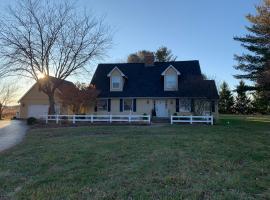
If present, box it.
[219,82,234,114]
[234,80,251,114]
[252,91,270,114]
[234,0,270,95]
[155,46,177,62]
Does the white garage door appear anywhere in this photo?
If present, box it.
[28,105,49,118]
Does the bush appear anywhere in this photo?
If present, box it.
[173,113,178,116]
[27,117,37,125]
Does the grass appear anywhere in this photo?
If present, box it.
[0,116,269,199]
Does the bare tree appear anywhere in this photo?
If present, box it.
[0,0,112,114]
[59,82,99,114]
[0,83,17,119]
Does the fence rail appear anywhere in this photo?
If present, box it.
[170,115,213,125]
[40,114,151,124]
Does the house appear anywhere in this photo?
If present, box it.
[19,60,219,120]
[19,77,74,119]
[90,60,219,119]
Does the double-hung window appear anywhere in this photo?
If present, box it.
[97,99,107,111]
[179,99,191,112]
[165,75,177,90]
[112,76,121,89]
[123,99,133,111]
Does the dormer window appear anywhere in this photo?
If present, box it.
[107,66,127,91]
[112,76,121,89]
[161,65,180,91]
[165,75,177,90]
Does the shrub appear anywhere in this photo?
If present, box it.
[173,113,178,116]
[27,117,37,125]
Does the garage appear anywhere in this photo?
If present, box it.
[27,105,49,118]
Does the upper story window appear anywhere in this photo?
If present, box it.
[112,76,121,89]
[165,75,177,90]
[107,66,126,91]
[161,65,180,91]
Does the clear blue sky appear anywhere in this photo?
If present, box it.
[77,0,258,88]
[0,0,259,97]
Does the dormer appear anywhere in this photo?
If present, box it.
[161,65,180,91]
[107,67,126,91]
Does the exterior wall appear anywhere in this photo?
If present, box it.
[90,98,219,120]
[164,67,178,91]
[110,69,124,91]
[19,83,69,119]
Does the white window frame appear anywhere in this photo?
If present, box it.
[97,99,108,111]
[123,99,133,111]
[112,76,121,89]
[165,75,177,90]
[179,99,191,112]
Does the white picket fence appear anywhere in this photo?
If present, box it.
[170,115,213,125]
[40,114,151,124]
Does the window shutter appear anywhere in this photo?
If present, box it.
[107,99,111,112]
[211,101,215,112]
[133,99,137,112]
[191,99,195,112]
[94,104,97,112]
[176,99,179,112]
[120,99,123,112]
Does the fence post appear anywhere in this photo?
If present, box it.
[171,116,173,125]
[110,114,112,123]
[56,115,59,124]
[73,115,75,124]
[211,116,214,125]
[129,114,131,123]
[190,116,193,124]
[148,115,151,124]
[91,115,93,123]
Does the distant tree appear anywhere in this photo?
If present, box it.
[251,91,270,114]
[0,0,111,115]
[219,82,234,114]
[127,50,154,63]
[59,83,99,114]
[234,80,251,114]
[234,0,270,96]
[155,46,177,62]
[0,83,17,119]
[127,54,141,63]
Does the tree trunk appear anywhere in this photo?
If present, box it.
[0,104,2,120]
[48,93,56,115]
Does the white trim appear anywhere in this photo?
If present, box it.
[107,66,126,77]
[161,65,181,76]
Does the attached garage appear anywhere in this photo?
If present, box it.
[18,77,74,119]
[27,105,49,118]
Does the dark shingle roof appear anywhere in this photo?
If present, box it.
[91,60,219,99]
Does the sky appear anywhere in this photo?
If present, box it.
[0,0,260,103]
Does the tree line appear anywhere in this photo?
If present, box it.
[219,80,270,114]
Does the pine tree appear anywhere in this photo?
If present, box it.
[234,80,251,114]
[252,91,270,114]
[155,46,177,62]
[219,82,234,114]
[234,0,270,94]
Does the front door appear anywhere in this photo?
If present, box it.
[155,100,168,117]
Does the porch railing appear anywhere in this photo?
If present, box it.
[40,114,151,124]
[170,115,213,125]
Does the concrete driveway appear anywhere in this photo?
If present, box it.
[0,120,28,152]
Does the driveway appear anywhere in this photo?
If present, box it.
[0,120,28,152]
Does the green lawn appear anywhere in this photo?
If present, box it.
[0,116,269,199]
